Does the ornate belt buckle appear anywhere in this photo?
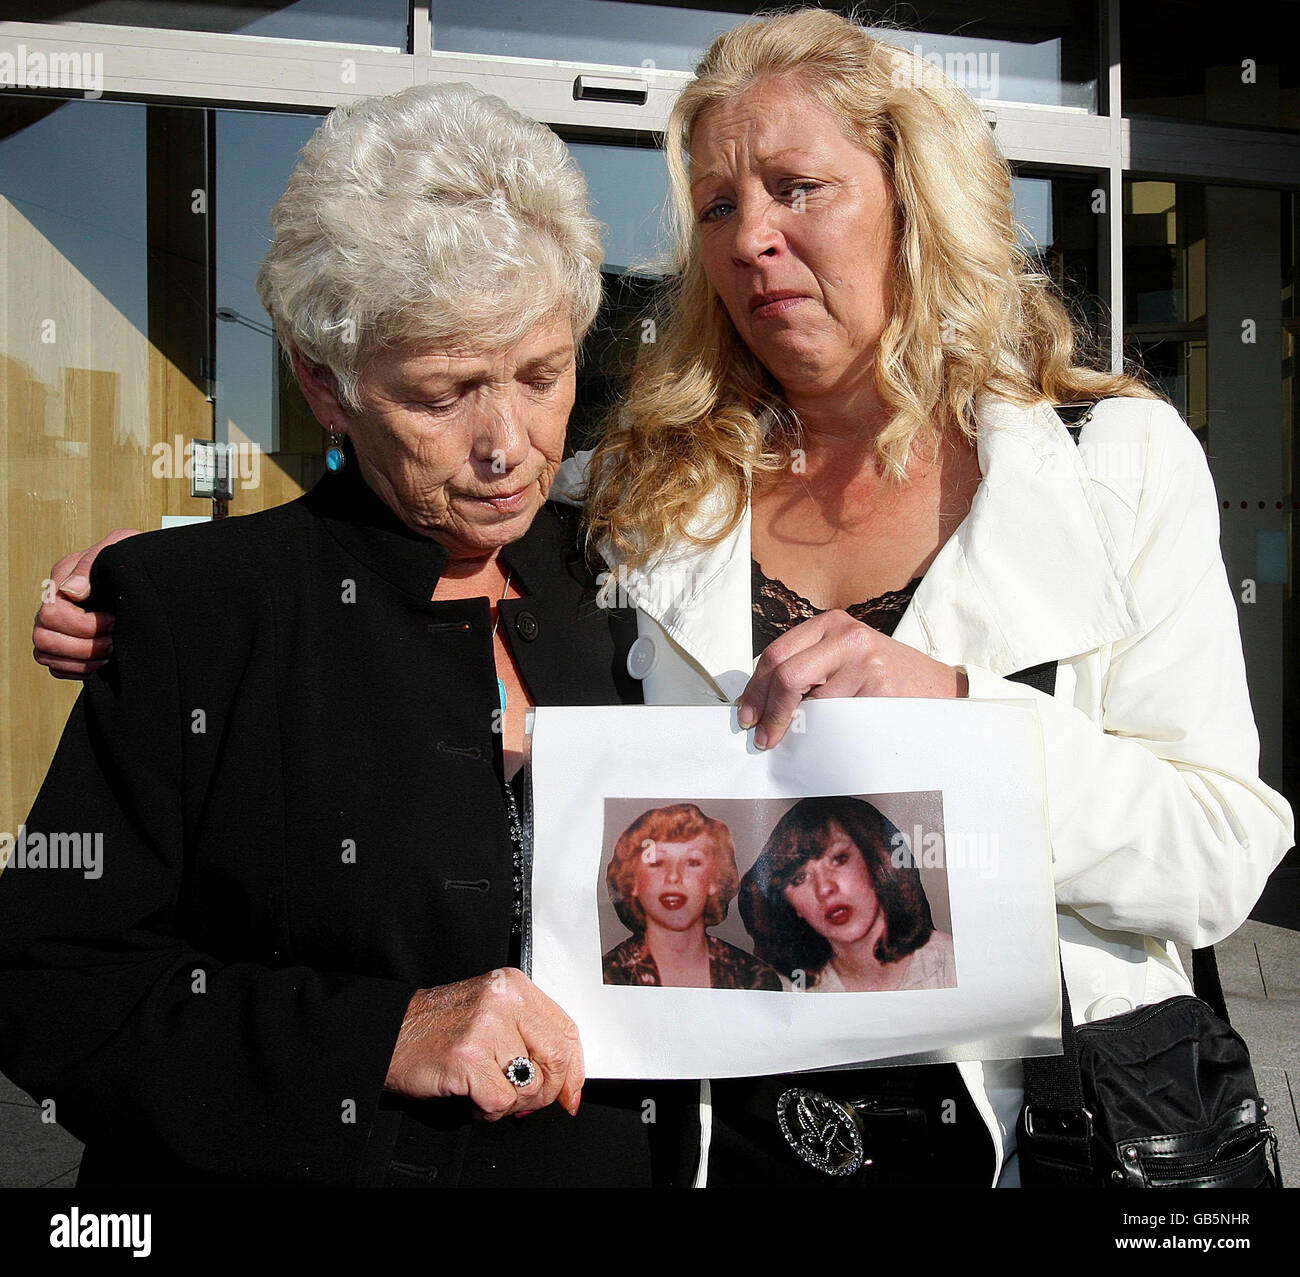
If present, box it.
[776,1087,872,1177]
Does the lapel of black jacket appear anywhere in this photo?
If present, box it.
[300,461,642,708]
[498,502,644,708]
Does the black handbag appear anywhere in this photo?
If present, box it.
[1017,966,1282,1188]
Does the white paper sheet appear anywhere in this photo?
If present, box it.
[529,698,1062,1078]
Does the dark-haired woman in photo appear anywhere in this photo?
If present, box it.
[741,797,955,992]
[603,803,782,990]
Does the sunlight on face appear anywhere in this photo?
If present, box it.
[690,76,895,407]
[340,315,576,561]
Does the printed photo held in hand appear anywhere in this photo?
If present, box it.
[601,803,781,990]
[532,699,1059,1080]
[741,796,957,993]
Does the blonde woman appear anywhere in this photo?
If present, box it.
[577,8,1292,1186]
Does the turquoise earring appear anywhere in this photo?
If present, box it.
[325,428,345,472]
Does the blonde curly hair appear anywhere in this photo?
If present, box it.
[585,6,1156,569]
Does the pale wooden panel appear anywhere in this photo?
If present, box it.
[226,410,323,515]
[1,195,203,835]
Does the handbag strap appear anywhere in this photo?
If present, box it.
[1002,659,1095,1183]
[1192,945,1229,1022]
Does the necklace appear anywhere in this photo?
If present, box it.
[503,771,525,938]
[491,567,512,712]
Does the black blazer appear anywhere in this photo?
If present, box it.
[0,463,696,1187]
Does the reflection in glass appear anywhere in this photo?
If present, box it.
[1122,180,1208,433]
[431,0,738,72]
[0,97,206,826]
[1121,2,1300,131]
[872,25,1093,110]
[215,109,325,507]
[1123,181,1206,328]
[1130,337,1208,434]
[561,140,669,453]
[432,0,1096,109]
[1013,173,1103,337]
[566,139,670,276]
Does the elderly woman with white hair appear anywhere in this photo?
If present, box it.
[1,82,691,1188]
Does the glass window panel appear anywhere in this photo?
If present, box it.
[432,0,1098,109]
[568,270,662,455]
[1121,1,1300,131]
[214,108,325,508]
[1013,172,1103,333]
[1130,337,1207,432]
[561,139,670,452]
[0,98,148,333]
[1123,181,1207,329]
[566,138,670,276]
[431,0,740,72]
[5,0,408,47]
[872,23,1094,110]
[0,96,210,826]
[1013,176,1054,253]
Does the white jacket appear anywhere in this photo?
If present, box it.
[554,394,1294,1186]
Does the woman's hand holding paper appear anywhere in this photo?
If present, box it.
[737,610,969,749]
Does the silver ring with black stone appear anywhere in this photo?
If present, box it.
[504,1056,538,1089]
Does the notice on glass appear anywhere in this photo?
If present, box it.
[528,699,1062,1079]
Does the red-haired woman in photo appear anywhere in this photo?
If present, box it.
[603,803,781,990]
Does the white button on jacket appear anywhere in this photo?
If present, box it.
[625,636,658,680]
[1085,995,1136,1022]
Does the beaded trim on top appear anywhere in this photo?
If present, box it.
[503,772,526,937]
[752,558,922,653]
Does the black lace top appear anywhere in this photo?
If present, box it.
[709,558,993,1188]
[752,558,922,654]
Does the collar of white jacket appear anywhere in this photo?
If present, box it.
[550,394,1147,700]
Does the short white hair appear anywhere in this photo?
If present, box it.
[256,82,605,410]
